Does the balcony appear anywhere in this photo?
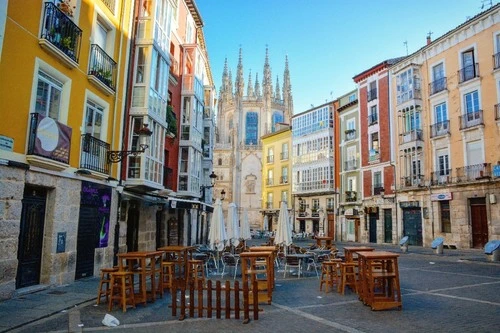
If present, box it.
[267,155,274,163]
[266,201,273,209]
[368,113,378,126]
[344,129,356,141]
[400,175,425,188]
[39,2,82,68]
[430,120,450,138]
[27,113,72,169]
[459,110,483,130]
[280,176,288,184]
[367,88,377,102]
[494,52,500,70]
[88,44,117,95]
[429,77,447,95]
[80,134,110,174]
[280,152,289,160]
[266,178,273,186]
[344,159,357,171]
[458,63,479,83]
[345,190,357,202]
[373,184,384,196]
[431,170,452,185]
[397,85,422,104]
[495,104,500,120]
[456,163,491,182]
[400,129,423,147]
[369,150,379,162]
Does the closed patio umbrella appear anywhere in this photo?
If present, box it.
[208,198,227,251]
[240,208,252,241]
[275,201,293,252]
[226,202,240,247]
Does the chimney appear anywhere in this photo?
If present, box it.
[426,35,431,45]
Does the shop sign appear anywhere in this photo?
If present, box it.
[430,192,453,201]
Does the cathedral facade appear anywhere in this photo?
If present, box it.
[213,48,293,230]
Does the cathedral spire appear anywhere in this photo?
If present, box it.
[247,70,254,97]
[228,69,233,96]
[275,75,281,101]
[235,48,244,97]
[263,46,273,97]
[254,72,261,98]
[283,55,293,118]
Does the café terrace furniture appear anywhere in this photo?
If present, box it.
[306,253,330,278]
[248,246,277,288]
[315,236,334,249]
[357,251,402,311]
[221,252,240,279]
[157,245,198,286]
[108,270,135,312]
[96,267,118,305]
[283,255,302,278]
[342,246,375,295]
[117,250,164,306]
[338,262,358,295]
[240,251,274,305]
[319,258,342,293]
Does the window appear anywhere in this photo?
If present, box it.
[396,68,414,104]
[437,149,450,176]
[272,111,284,132]
[245,112,258,144]
[434,102,447,124]
[281,143,288,159]
[369,105,378,124]
[281,190,288,204]
[440,201,451,233]
[267,192,273,209]
[466,140,483,166]
[267,169,273,185]
[35,70,62,119]
[267,147,274,163]
[461,49,476,82]
[312,199,320,211]
[464,90,479,114]
[281,166,288,183]
[369,132,379,157]
[348,93,356,102]
[431,63,445,94]
[180,147,188,172]
[84,100,104,139]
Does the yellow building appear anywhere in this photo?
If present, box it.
[261,124,292,232]
[390,4,500,249]
[0,0,133,299]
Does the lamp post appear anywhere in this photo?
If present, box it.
[197,171,218,244]
[108,124,152,264]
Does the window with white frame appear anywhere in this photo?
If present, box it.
[281,190,288,204]
[267,192,273,208]
[369,132,379,157]
[461,49,476,82]
[436,148,450,178]
[84,100,104,139]
[434,102,447,124]
[397,68,413,104]
[281,166,288,183]
[347,176,356,191]
[495,33,500,69]
[267,169,273,185]
[464,90,479,114]
[373,171,382,188]
[35,70,62,120]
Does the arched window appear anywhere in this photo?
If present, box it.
[272,111,284,132]
[218,158,223,166]
[245,112,258,145]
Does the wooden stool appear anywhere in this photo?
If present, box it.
[339,262,358,295]
[108,271,135,312]
[187,259,205,288]
[319,259,341,293]
[159,261,175,293]
[96,267,119,305]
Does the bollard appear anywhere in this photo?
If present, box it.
[399,236,409,253]
[432,237,444,255]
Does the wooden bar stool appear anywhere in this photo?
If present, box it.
[187,259,205,288]
[108,271,135,312]
[159,261,175,293]
[96,267,119,305]
[319,259,341,293]
[339,262,358,295]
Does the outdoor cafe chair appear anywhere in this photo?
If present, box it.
[221,252,240,279]
[307,253,330,278]
[284,255,302,278]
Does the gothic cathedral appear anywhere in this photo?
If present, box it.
[213,48,294,230]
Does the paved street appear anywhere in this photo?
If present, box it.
[1,241,499,333]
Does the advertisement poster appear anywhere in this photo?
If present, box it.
[81,181,112,248]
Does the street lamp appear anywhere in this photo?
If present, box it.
[200,171,217,202]
[107,124,153,163]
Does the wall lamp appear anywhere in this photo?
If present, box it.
[107,124,153,163]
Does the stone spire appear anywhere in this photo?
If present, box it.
[228,69,233,97]
[283,55,293,118]
[263,47,272,97]
[254,72,261,98]
[235,48,244,97]
[247,70,254,97]
[275,75,281,101]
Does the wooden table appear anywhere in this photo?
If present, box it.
[240,251,274,304]
[249,246,277,289]
[157,245,197,285]
[315,236,334,248]
[357,251,402,311]
[117,250,164,306]
[343,246,375,263]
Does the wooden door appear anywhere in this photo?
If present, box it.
[470,198,488,248]
[384,209,393,243]
[16,186,47,289]
[127,203,139,252]
[75,205,98,279]
[369,213,377,243]
[403,208,422,246]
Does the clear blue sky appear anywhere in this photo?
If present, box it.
[196,0,497,114]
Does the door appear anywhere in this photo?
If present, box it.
[75,205,98,279]
[16,186,47,289]
[470,198,488,248]
[403,208,423,246]
[462,50,475,81]
[369,213,377,243]
[384,209,393,243]
[127,203,140,252]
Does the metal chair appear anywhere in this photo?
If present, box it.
[283,255,302,278]
[221,253,239,279]
[307,253,330,278]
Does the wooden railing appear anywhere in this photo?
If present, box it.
[171,279,260,323]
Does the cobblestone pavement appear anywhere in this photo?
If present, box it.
[1,241,500,333]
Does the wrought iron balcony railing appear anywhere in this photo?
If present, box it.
[373,184,384,196]
[280,152,289,160]
[40,2,82,63]
[456,163,491,182]
[368,113,378,125]
[80,134,110,174]
[430,170,452,185]
[88,44,117,91]
[345,190,357,202]
[344,129,356,141]
[280,176,288,184]
[400,129,423,144]
[367,88,378,102]
[267,155,274,163]
[27,113,72,164]
[458,63,479,83]
[459,110,483,130]
[344,159,357,171]
[495,103,500,121]
[429,77,447,95]
[493,52,500,70]
[400,175,425,188]
[430,120,450,138]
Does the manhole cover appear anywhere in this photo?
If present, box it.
[48,290,67,295]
